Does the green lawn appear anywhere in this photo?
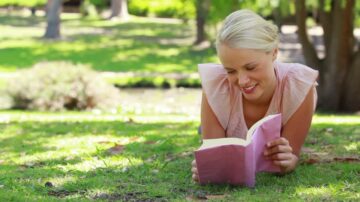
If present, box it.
[0,111,359,201]
[0,13,217,73]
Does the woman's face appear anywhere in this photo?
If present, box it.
[217,43,277,104]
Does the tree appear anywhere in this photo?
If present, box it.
[44,0,62,39]
[109,0,129,20]
[295,0,360,111]
[194,0,211,45]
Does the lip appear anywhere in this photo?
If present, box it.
[241,84,257,94]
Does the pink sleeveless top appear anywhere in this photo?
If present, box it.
[198,61,319,139]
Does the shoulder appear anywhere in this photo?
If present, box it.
[276,61,319,83]
[198,63,230,95]
[275,61,318,124]
[198,63,227,82]
[198,63,233,130]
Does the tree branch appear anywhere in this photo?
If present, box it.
[318,0,331,55]
[342,0,355,55]
[294,0,320,69]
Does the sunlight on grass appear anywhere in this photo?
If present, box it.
[46,176,77,187]
[0,112,199,123]
[313,114,360,124]
[68,156,143,172]
[0,39,37,49]
[295,182,359,200]
[0,14,216,73]
[0,25,44,39]
[344,142,359,153]
[296,185,334,199]
[157,48,180,57]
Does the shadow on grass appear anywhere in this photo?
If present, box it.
[0,14,44,27]
[0,15,217,72]
[0,37,216,72]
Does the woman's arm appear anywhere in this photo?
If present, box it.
[264,87,315,173]
[200,92,226,139]
[192,92,226,182]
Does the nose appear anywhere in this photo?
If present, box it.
[237,73,250,86]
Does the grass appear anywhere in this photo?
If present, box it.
[0,111,359,201]
[0,13,218,73]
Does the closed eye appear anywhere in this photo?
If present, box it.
[224,67,236,74]
[246,65,257,71]
[226,70,236,74]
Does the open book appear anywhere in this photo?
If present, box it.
[194,114,282,187]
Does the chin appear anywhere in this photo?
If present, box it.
[242,90,264,102]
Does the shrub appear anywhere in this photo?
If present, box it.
[0,0,46,7]
[6,61,120,111]
[109,76,197,89]
[128,0,195,20]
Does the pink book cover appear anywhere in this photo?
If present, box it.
[194,114,282,187]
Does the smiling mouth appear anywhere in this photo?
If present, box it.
[241,84,257,94]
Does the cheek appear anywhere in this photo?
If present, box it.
[256,64,274,81]
[227,75,237,84]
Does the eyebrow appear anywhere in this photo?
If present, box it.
[224,67,234,71]
[244,62,257,68]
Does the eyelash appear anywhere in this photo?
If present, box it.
[226,65,257,74]
[227,70,236,74]
[246,66,256,71]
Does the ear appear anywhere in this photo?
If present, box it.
[272,48,278,61]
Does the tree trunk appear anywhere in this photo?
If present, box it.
[343,51,360,111]
[194,0,211,45]
[30,7,37,16]
[272,8,283,32]
[294,0,321,70]
[295,0,360,112]
[109,0,129,20]
[44,0,62,39]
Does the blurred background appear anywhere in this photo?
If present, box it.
[0,0,359,114]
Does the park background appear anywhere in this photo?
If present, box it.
[0,0,359,201]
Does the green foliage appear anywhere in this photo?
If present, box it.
[128,0,196,19]
[88,0,108,8]
[107,76,201,88]
[6,61,120,111]
[80,0,100,17]
[207,0,294,25]
[357,0,360,26]
[207,0,238,25]
[0,0,46,7]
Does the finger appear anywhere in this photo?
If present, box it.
[267,137,289,147]
[273,159,293,168]
[269,153,293,161]
[191,167,198,175]
[192,160,197,167]
[264,145,293,156]
[192,174,199,182]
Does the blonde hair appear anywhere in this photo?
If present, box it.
[216,9,279,52]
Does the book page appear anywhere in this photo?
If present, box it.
[245,114,279,143]
[198,137,247,150]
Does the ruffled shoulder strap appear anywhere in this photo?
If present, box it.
[279,63,319,124]
[198,63,232,130]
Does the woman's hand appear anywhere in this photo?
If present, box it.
[191,159,199,182]
[264,137,299,173]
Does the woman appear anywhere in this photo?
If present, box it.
[192,9,318,182]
